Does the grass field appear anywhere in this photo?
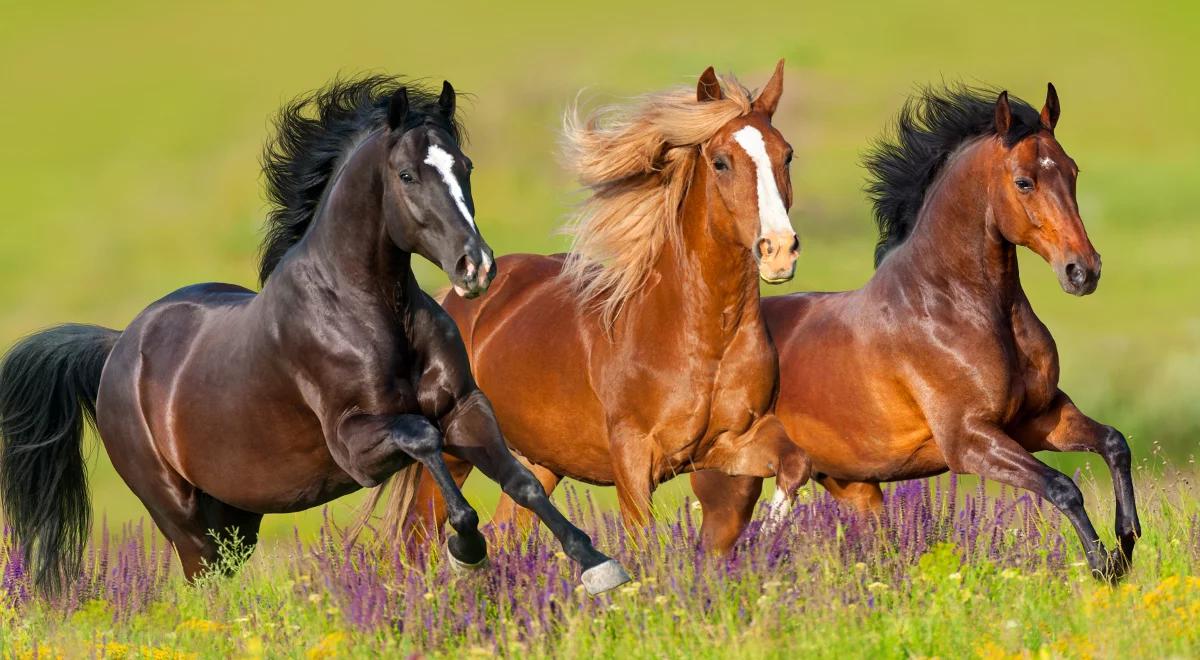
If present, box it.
[1,1,1198,656]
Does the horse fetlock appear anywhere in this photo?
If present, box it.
[448,506,480,534]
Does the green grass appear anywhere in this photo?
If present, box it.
[1,2,1198,540]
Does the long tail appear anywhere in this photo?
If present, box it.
[350,463,425,546]
[0,324,119,595]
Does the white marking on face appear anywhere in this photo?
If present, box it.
[732,125,793,236]
[423,144,476,232]
[1039,156,1056,170]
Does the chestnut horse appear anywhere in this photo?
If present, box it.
[374,63,811,537]
[692,84,1140,580]
[0,76,629,596]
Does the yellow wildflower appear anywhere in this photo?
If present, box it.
[177,618,225,634]
[306,632,348,660]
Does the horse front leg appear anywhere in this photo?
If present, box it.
[690,472,763,554]
[939,417,1121,581]
[697,414,812,502]
[336,413,487,567]
[442,392,631,595]
[1010,391,1141,572]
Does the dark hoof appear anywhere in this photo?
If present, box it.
[580,560,632,595]
[446,539,488,572]
[1091,550,1129,584]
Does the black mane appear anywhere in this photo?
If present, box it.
[257,75,463,285]
[864,84,1041,267]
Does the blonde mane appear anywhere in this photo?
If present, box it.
[560,74,754,329]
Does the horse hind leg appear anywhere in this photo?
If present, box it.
[818,476,884,514]
[195,492,264,574]
[94,389,213,579]
[103,440,256,580]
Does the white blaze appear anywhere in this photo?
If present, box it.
[424,144,476,232]
[1039,156,1056,170]
[732,125,793,236]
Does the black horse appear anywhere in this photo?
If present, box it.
[0,76,630,596]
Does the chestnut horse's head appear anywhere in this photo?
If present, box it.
[696,62,799,283]
[987,85,1100,295]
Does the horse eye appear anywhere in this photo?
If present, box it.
[399,171,414,183]
[1014,177,1034,192]
[785,152,794,166]
[713,158,729,172]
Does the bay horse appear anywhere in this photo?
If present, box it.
[692,84,1141,580]
[375,63,812,538]
[0,76,630,596]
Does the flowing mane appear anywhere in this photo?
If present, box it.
[864,84,1041,267]
[559,74,754,328]
[257,75,462,285]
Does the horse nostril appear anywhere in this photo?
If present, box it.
[788,234,800,255]
[1065,262,1086,287]
[756,238,773,260]
[455,255,475,281]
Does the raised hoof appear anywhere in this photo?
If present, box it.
[446,541,489,573]
[580,559,632,596]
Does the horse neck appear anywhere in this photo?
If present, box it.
[280,131,416,310]
[642,162,762,339]
[881,142,1022,311]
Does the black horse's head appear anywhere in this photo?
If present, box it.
[380,82,495,298]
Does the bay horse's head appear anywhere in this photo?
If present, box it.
[988,84,1100,295]
[697,62,799,283]
[381,81,495,298]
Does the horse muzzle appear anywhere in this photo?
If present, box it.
[756,231,800,284]
[451,248,496,299]
[1057,253,1101,296]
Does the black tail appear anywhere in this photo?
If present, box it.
[0,324,118,595]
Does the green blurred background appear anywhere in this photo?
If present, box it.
[1,1,1197,540]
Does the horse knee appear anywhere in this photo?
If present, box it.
[1044,472,1085,511]
[1099,427,1131,468]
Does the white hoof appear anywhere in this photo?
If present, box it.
[580,560,632,595]
[446,541,488,572]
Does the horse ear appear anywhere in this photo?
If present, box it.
[438,80,456,119]
[752,59,785,117]
[1040,82,1060,131]
[994,90,1012,136]
[697,66,723,102]
[388,87,409,130]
